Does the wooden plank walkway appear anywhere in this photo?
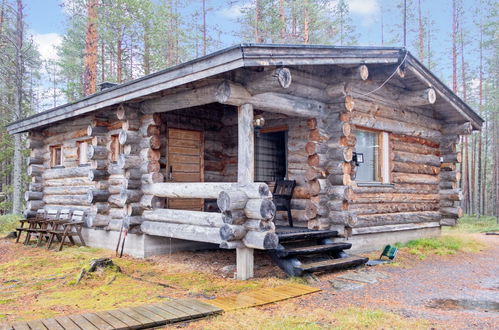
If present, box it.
[1,299,222,330]
[1,283,319,329]
[202,283,321,311]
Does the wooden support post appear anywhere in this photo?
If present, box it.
[237,103,255,280]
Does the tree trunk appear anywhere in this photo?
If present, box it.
[83,0,98,96]
[12,0,24,215]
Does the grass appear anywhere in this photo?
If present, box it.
[447,215,499,233]
[189,302,431,330]
[0,214,22,235]
[0,242,288,322]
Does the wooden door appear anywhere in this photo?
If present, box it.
[167,128,204,211]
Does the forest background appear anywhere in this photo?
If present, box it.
[0,0,497,219]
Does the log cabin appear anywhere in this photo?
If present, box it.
[7,44,483,279]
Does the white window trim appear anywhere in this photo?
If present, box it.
[380,131,390,184]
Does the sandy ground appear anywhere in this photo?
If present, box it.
[1,233,498,328]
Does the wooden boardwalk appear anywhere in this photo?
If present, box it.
[2,299,222,330]
[2,283,320,329]
[203,283,321,311]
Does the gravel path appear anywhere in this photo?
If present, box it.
[299,233,499,329]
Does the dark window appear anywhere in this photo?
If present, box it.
[50,145,62,167]
[255,131,287,182]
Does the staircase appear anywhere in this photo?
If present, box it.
[269,226,368,277]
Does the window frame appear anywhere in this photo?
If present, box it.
[254,127,288,183]
[110,134,123,163]
[50,145,63,168]
[353,127,391,185]
[77,139,92,166]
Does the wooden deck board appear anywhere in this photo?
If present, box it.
[52,316,80,330]
[106,309,143,329]
[118,308,156,328]
[26,319,47,330]
[94,312,129,330]
[40,319,63,330]
[80,313,114,330]
[68,314,100,330]
[4,284,314,329]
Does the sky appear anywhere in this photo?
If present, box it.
[23,0,483,109]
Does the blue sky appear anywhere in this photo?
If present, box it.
[24,0,482,107]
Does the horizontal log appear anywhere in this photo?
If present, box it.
[392,162,440,175]
[42,167,89,180]
[87,145,108,161]
[25,191,43,201]
[222,210,246,225]
[244,199,276,220]
[88,169,109,181]
[141,221,222,244]
[119,189,143,204]
[439,181,457,189]
[440,152,462,163]
[118,154,142,169]
[29,183,43,192]
[220,224,247,241]
[87,189,110,203]
[355,211,441,227]
[26,156,44,166]
[85,214,110,228]
[143,84,220,113]
[392,151,441,166]
[243,219,275,231]
[126,203,144,216]
[141,173,164,184]
[440,163,456,171]
[142,182,270,199]
[43,195,90,206]
[243,231,278,250]
[43,178,92,187]
[392,173,439,185]
[440,189,463,201]
[217,190,248,212]
[124,216,144,228]
[391,140,439,156]
[139,195,165,209]
[28,165,44,177]
[441,122,472,135]
[27,200,45,210]
[142,209,224,228]
[440,207,463,218]
[351,221,440,234]
[440,171,461,182]
[350,192,440,204]
[349,202,439,215]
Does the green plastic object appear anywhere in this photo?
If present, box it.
[379,245,398,260]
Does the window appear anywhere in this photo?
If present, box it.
[353,129,390,184]
[50,145,63,167]
[255,130,287,182]
[77,139,92,165]
[110,135,123,162]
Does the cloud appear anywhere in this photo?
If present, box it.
[31,32,62,61]
[348,0,380,17]
[217,2,252,19]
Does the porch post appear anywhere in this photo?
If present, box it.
[236,103,254,280]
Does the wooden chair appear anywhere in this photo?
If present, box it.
[24,209,59,245]
[15,209,45,243]
[273,180,296,227]
[47,210,86,251]
[37,209,73,246]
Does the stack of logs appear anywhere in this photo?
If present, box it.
[305,97,356,233]
[25,132,46,217]
[122,112,164,231]
[439,123,468,225]
[218,186,278,249]
[86,123,111,227]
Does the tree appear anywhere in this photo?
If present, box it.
[83,0,98,95]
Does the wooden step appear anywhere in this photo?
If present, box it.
[277,230,338,243]
[274,242,352,258]
[296,256,368,274]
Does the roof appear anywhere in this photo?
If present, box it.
[6,44,483,134]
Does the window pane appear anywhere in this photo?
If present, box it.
[354,130,378,182]
[255,131,286,182]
